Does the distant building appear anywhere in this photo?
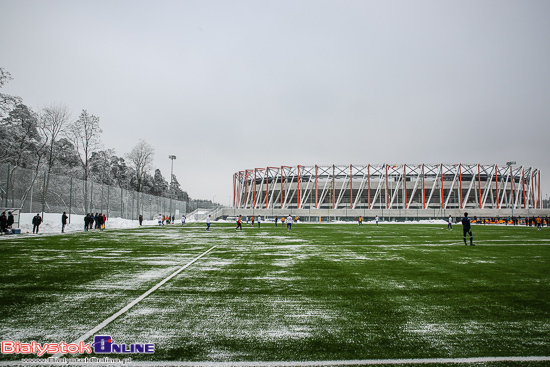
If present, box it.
[233,163,543,211]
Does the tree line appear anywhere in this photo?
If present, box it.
[0,67,215,211]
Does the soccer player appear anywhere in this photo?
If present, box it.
[358,216,363,225]
[32,213,42,234]
[235,215,243,231]
[257,215,261,228]
[206,215,211,231]
[62,212,68,233]
[447,215,453,230]
[375,215,379,227]
[286,214,293,231]
[462,212,474,246]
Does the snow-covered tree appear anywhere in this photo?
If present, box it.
[0,67,22,119]
[151,169,169,197]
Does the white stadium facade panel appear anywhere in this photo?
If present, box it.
[233,164,543,211]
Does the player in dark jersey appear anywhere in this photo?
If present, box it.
[462,212,474,246]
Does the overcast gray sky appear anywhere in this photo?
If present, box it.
[2,0,549,204]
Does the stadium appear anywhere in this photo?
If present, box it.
[229,163,545,220]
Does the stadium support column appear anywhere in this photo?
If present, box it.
[478,164,482,209]
[332,165,335,209]
[422,164,425,209]
[254,168,257,208]
[281,166,284,209]
[459,164,463,209]
[368,164,371,209]
[403,164,407,209]
[238,171,244,209]
[495,164,499,209]
[522,169,526,209]
[538,170,541,209]
[244,170,249,209]
[266,167,269,209]
[534,170,539,209]
[297,165,301,209]
[531,170,536,208]
[315,165,318,209]
[440,163,444,209]
[510,165,514,210]
[386,164,389,209]
[350,164,353,209]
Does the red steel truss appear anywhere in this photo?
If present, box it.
[233,164,542,210]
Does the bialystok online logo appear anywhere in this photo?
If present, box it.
[1,335,155,357]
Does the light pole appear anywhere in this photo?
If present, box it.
[169,155,177,221]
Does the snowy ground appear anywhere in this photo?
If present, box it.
[13,213,157,235]
[2,212,449,236]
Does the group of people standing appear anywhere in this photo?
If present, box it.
[84,213,106,231]
[357,216,380,226]
[0,211,15,234]
[157,214,175,226]
[234,215,294,231]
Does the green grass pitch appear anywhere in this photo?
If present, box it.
[0,222,549,366]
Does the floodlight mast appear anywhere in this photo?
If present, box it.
[169,155,177,221]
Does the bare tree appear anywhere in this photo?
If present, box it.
[66,109,102,212]
[41,103,71,175]
[67,109,102,182]
[126,140,154,218]
[126,140,155,194]
[39,103,71,204]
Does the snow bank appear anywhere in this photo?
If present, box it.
[13,213,157,235]
[6,213,448,235]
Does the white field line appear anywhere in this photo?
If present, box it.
[2,356,550,366]
[120,356,550,366]
[52,245,218,358]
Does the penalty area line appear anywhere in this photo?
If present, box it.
[52,245,218,358]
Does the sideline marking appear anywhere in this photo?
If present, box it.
[52,245,218,358]
[115,356,550,366]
